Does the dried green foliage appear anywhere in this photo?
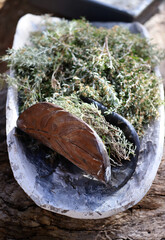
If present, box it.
[47,94,135,166]
[2,18,164,165]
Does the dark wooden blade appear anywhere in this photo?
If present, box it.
[17,102,111,183]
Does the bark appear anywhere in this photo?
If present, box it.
[0,86,165,240]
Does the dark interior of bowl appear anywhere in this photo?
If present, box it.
[16,125,139,194]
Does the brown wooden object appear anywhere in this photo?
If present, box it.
[17,102,111,183]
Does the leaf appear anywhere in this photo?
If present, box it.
[17,102,111,183]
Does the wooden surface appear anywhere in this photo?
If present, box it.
[0,0,165,239]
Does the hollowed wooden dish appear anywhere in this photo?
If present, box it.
[6,14,164,219]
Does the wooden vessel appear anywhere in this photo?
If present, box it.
[6,14,164,219]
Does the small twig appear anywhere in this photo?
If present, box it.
[105,36,113,69]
